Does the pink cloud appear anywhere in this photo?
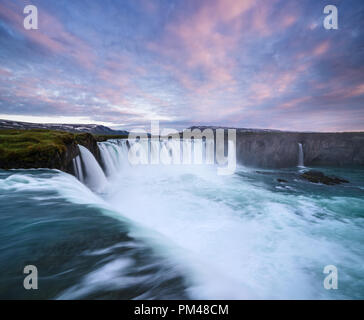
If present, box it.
[147,0,301,108]
[0,2,96,69]
[148,0,259,94]
[246,1,297,36]
[279,96,311,109]
[280,15,297,28]
[349,83,364,97]
[249,66,305,104]
[312,41,330,57]
[251,3,274,36]
[0,68,12,77]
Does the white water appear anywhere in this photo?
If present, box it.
[98,139,216,176]
[40,139,362,299]
[298,143,305,167]
[78,145,107,192]
[1,141,363,299]
[72,155,84,182]
[83,139,362,299]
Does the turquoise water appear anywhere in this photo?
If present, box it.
[0,165,363,299]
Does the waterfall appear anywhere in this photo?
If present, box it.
[78,145,107,191]
[72,137,237,193]
[150,140,160,164]
[97,140,129,175]
[298,143,304,167]
[193,139,203,164]
[98,143,118,176]
[72,155,84,182]
[160,142,171,165]
[98,138,212,176]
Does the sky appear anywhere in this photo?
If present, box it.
[0,0,363,132]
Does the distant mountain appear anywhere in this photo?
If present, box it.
[189,125,282,133]
[0,119,128,135]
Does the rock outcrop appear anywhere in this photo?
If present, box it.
[188,127,364,168]
[0,130,102,174]
[1,126,364,173]
[235,131,364,168]
[64,133,103,174]
[300,170,349,185]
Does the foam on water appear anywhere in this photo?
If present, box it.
[1,139,363,299]
[94,140,364,299]
[78,145,107,192]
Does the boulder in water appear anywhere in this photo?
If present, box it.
[300,170,349,185]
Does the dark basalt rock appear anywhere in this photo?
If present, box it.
[188,128,364,168]
[234,131,364,168]
[75,133,102,164]
[65,132,104,174]
[277,178,288,183]
[300,170,349,185]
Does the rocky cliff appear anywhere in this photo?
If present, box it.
[235,131,364,168]
[0,130,102,174]
[1,127,363,173]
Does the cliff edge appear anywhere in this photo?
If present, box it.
[0,129,101,174]
[236,131,364,168]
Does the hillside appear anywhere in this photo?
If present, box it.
[0,119,128,135]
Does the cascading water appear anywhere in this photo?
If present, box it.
[72,155,84,182]
[97,140,130,176]
[2,138,363,299]
[97,138,211,176]
[89,138,364,299]
[78,145,107,192]
[298,143,304,167]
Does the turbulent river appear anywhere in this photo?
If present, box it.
[0,139,363,299]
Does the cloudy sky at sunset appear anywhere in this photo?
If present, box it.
[0,0,363,131]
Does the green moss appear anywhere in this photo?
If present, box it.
[0,129,70,152]
[0,129,84,169]
[0,129,128,170]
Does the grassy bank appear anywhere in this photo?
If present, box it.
[0,129,71,163]
[0,129,103,170]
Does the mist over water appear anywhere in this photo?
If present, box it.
[0,139,363,299]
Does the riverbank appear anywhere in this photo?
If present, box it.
[0,129,127,173]
[1,128,364,173]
